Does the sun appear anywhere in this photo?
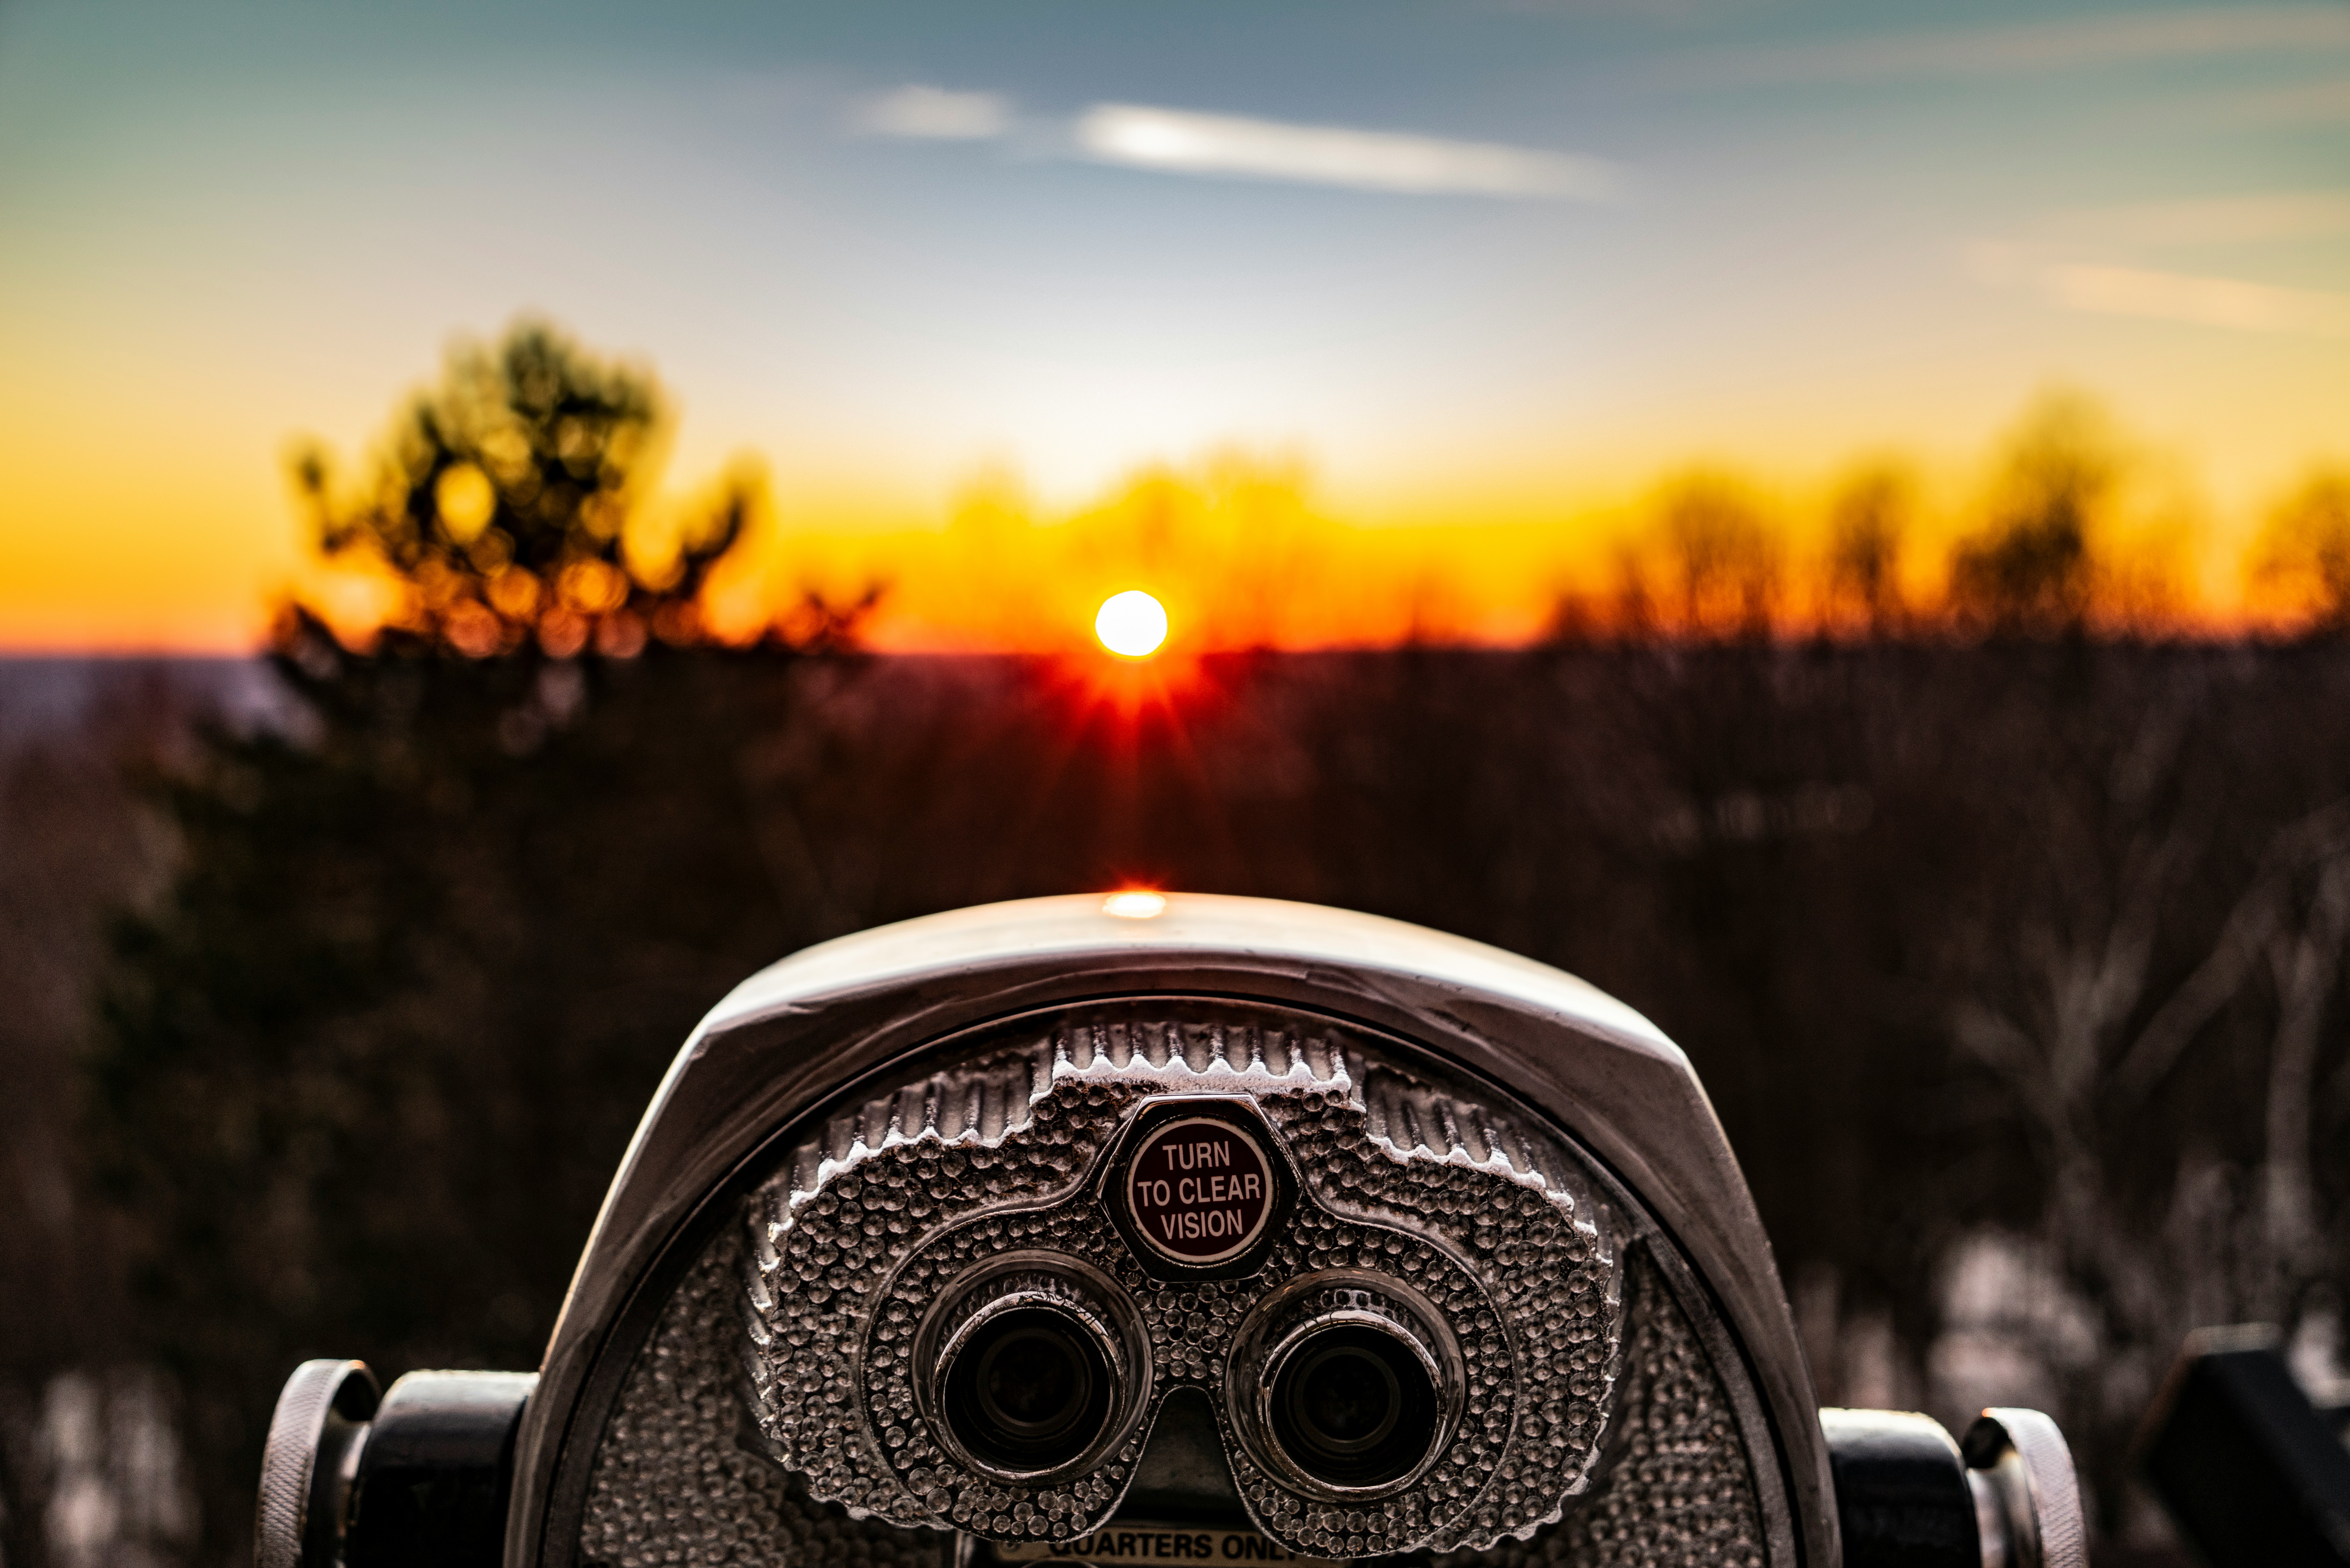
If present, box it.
[1094,590,1169,659]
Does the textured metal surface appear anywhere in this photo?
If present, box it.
[1430,1252,1766,1568]
[576,1231,955,1568]
[257,1359,379,1568]
[579,1237,1766,1568]
[520,894,1827,1568]
[733,1012,1620,1558]
[1263,1068,1619,1556]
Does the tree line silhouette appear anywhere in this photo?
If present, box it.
[825,385,2346,653]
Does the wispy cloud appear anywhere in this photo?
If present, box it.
[2045,263,2350,337]
[1972,241,2350,338]
[1715,6,2350,84]
[853,84,1012,141]
[1069,103,1617,200]
[850,86,1618,200]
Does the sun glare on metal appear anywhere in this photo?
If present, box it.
[1095,590,1169,658]
[1102,891,1167,919]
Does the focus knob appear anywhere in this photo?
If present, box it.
[1821,1406,2085,1568]
[257,1360,379,1568]
[1964,1408,2088,1568]
[256,1361,535,1568]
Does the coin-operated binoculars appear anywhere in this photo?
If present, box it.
[259,894,2086,1568]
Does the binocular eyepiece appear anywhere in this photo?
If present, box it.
[921,1253,1139,1480]
[1240,1275,1454,1494]
[260,893,2086,1567]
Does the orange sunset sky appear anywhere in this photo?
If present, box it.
[1,0,2344,652]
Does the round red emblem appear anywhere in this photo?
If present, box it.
[1123,1117,1277,1266]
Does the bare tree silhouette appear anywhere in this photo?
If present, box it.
[1948,394,2113,637]
[2250,468,2350,635]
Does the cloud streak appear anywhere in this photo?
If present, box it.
[2044,263,2350,337]
[1070,103,1617,200]
[1973,239,2350,338]
[852,86,1617,201]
